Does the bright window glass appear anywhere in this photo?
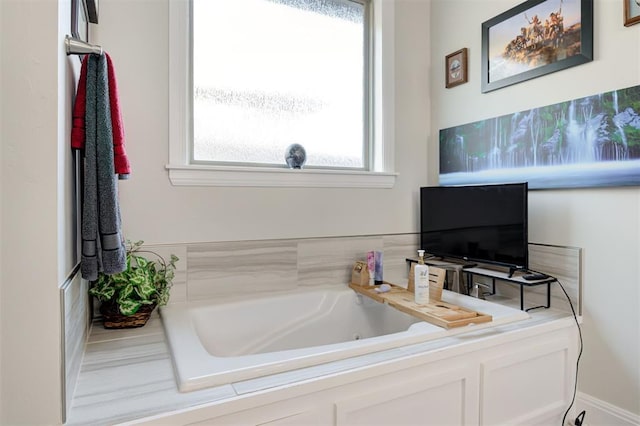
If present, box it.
[192,0,368,169]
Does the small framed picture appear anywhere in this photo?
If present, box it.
[624,0,640,26]
[445,48,468,88]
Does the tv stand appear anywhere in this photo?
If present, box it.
[405,259,556,311]
[464,267,556,311]
[508,266,527,278]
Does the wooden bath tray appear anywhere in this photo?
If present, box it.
[349,283,492,329]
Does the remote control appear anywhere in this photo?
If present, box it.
[522,272,548,281]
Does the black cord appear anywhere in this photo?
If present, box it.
[510,269,583,424]
[555,278,584,426]
[523,267,553,279]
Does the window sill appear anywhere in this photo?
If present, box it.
[166,164,397,188]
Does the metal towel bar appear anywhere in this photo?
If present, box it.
[65,35,102,56]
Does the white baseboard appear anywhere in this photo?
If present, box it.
[575,392,640,426]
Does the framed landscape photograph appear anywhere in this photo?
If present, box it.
[439,84,640,190]
[445,48,468,88]
[624,0,640,26]
[481,0,593,93]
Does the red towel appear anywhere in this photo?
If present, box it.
[72,53,131,179]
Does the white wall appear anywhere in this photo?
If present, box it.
[93,0,431,245]
[431,0,640,416]
[0,0,75,423]
[0,0,3,419]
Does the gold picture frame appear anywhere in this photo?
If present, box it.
[445,48,468,88]
[624,0,640,26]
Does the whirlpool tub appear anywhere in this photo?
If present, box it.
[161,285,529,392]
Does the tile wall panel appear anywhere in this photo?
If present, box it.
[62,271,90,420]
[297,236,383,287]
[163,237,581,314]
[528,243,582,314]
[490,244,582,314]
[170,234,419,303]
[186,240,298,301]
[382,233,420,287]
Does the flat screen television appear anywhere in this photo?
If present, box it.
[420,182,528,270]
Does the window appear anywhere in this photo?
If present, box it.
[168,0,396,187]
[194,0,367,169]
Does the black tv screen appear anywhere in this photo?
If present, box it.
[420,182,528,269]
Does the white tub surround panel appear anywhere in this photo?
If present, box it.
[68,307,574,425]
[124,314,576,425]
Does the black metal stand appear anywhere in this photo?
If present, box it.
[464,269,556,311]
[405,258,556,311]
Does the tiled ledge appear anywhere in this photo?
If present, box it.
[66,302,573,425]
[66,313,236,426]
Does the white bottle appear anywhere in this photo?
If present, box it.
[414,250,430,305]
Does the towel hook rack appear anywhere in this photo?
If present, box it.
[65,35,103,56]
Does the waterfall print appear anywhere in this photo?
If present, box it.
[439,85,640,189]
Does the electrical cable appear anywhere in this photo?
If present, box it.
[516,268,584,424]
[440,262,583,425]
[555,278,584,426]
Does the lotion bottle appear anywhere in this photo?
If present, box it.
[414,250,430,305]
[367,251,375,286]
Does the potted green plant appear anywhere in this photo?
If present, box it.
[89,240,179,329]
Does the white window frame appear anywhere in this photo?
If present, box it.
[167,0,396,188]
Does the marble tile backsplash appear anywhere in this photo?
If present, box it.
[144,236,581,312]
[147,233,420,304]
[187,240,299,300]
[61,271,91,421]
[297,236,383,287]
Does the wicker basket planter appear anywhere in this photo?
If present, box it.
[99,301,157,329]
[89,240,179,330]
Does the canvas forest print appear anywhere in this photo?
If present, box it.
[439,85,640,189]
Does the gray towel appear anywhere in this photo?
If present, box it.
[81,53,126,281]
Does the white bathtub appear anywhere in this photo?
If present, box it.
[161,286,529,392]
